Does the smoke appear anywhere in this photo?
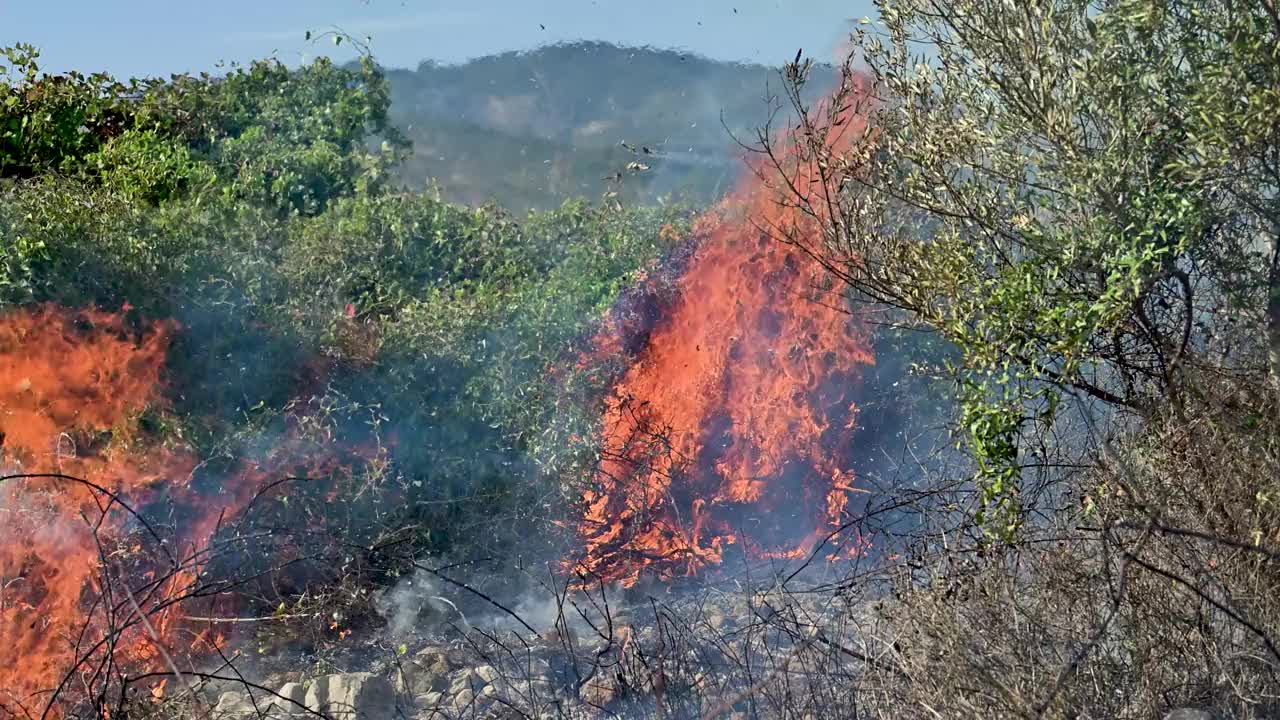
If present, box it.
[374,568,471,639]
[0,42,962,719]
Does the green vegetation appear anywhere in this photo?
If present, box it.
[7,5,1279,714]
[764,0,1280,716]
[0,42,690,595]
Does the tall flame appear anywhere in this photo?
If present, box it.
[575,75,875,586]
[0,305,197,714]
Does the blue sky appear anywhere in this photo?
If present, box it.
[2,1,874,78]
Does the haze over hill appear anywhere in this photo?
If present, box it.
[384,41,828,210]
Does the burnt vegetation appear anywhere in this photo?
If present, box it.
[4,1,1280,718]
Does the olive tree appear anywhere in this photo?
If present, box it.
[748,4,1280,716]
[760,0,1280,529]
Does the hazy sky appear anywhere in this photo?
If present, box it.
[2,1,874,78]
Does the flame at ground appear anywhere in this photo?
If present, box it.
[0,305,293,717]
[0,306,197,714]
[0,304,383,716]
[575,79,876,586]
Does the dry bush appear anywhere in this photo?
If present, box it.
[821,374,1280,720]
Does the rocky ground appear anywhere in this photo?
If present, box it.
[204,624,674,719]
[186,580,1227,720]
[190,582,831,719]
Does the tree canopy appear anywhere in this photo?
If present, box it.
[766,0,1280,530]
[755,1,1280,715]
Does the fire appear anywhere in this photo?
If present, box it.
[0,303,392,717]
[574,74,875,587]
[0,305,285,717]
[0,305,193,714]
[0,299,397,716]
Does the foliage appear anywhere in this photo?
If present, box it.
[0,42,690,612]
[0,43,139,178]
[767,0,1280,531]
[142,55,408,216]
[1,44,407,217]
[86,128,216,203]
[753,2,1280,717]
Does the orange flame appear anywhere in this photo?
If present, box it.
[0,305,197,714]
[574,76,876,587]
[0,301,398,716]
[0,305,352,716]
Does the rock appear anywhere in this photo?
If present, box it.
[579,677,618,707]
[214,691,255,718]
[272,682,306,715]
[1164,711,1215,720]
[418,690,444,708]
[395,652,451,696]
[421,648,452,671]
[304,672,396,719]
[303,679,326,713]
[452,688,476,712]
[203,678,249,706]
[522,675,555,696]
[474,664,500,685]
[450,668,478,694]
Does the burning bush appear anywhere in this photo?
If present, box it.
[0,305,192,713]
[572,186,874,587]
[1,41,702,717]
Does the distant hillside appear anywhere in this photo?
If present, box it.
[382,42,827,211]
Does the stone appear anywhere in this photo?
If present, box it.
[418,690,444,708]
[417,648,452,672]
[271,682,306,715]
[1164,711,1215,720]
[474,664,500,685]
[449,668,477,694]
[204,678,255,705]
[452,688,476,712]
[522,675,555,695]
[395,653,450,696]
[303,672,396,719]
[303,679,326,713]
[579,677,618,707]
[214,691,255,718]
